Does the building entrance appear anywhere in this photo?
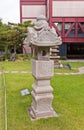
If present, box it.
[67,43,84,59]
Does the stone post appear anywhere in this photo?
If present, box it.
[27,15,62,119]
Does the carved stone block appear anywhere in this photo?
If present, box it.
[32,59,54,79]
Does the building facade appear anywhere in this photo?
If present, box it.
[20,0,84,59]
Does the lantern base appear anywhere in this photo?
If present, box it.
[28,107,58,120]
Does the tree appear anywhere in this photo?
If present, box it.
[8,21,34,54]
[0,19,34,60]
[0,20,12,57]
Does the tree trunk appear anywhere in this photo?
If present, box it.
[14,44,17,54]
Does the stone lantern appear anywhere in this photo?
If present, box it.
[28,15,62,119]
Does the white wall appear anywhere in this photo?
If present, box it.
[22,5,46,17]
[53,1,84,17]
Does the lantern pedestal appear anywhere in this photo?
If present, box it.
[28,60,58,119]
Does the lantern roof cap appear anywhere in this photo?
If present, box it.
[27,15,62,47]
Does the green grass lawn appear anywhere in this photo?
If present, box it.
[0,60,31,71]
[0,60,84,130]
[54,67,78,73]
[54,61,84,73]
[0,60,84,73]
[62,61,84,68]
[4,74,84,130]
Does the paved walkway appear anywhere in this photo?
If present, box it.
[66,59,84,62]
[0,67,84,75]
[0,70,31,74]
[78,67,84,74]
[54,67,84,75]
